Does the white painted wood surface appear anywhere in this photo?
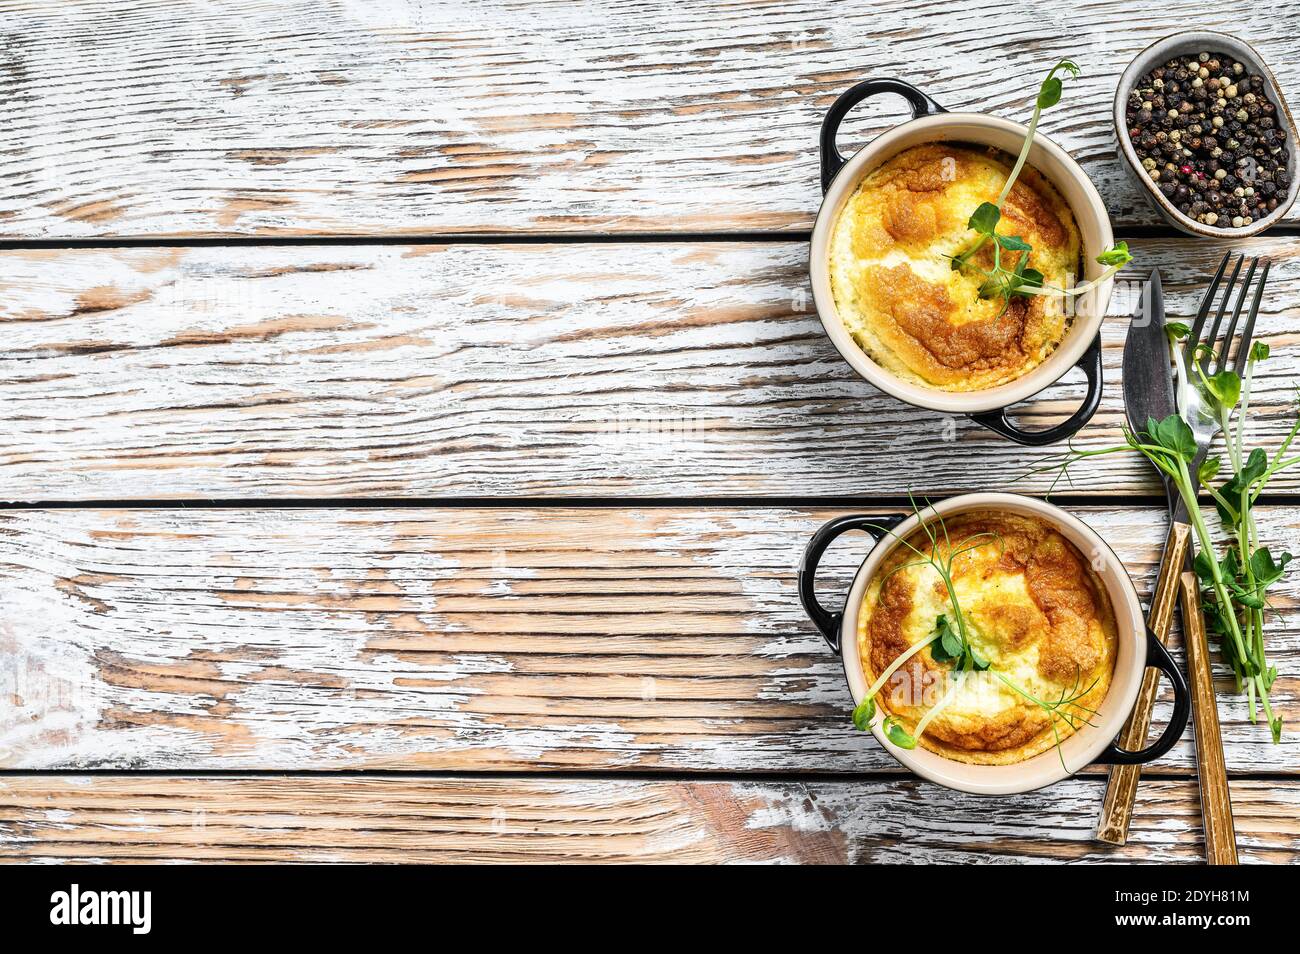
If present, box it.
[2,236,1298,500]
[4,1,1299,864]
[1,775,1295,863]
[2,0,1297,237]
[1,506,1294,773]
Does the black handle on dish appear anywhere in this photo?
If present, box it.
[820,78,947,192]
[1095,628,1191,766]
[967,334,1104,446]
[798,513,906,653]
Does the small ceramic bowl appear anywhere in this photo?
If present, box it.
[797,493,1190,795]
[810,79,1115,446]
[1114,31,1298,237]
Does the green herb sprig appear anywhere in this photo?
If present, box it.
[1028,340,1299,740]
[992,669,1100,758]
[947,58,1132,312]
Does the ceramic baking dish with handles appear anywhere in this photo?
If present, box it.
[797,493,1190,795]
[809,79,1115,446]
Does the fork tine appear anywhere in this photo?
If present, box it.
[1183,251,1232,367]
[1213,257,1258,374]
[1197,253,1244,373]
[1231,258,1270,376]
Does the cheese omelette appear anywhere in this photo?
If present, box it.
[857,511,1116,765]
[829,143,1082,391]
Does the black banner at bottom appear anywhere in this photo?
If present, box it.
[0,862,1277,939]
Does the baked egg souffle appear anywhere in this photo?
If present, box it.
[829,143,1082,391]
[857,512,1116,765]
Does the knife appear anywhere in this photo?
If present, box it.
[1096,269,1191,845]
[1180,570,1239,864]
[1095,269,1237,862]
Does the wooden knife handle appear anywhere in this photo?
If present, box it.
[1180,571,1238,864]
[1095,521,1190,846]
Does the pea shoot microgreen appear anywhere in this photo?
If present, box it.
[1028,339,1299,741]
[947,58,1133,313]
[850,498,1102,769]
[882,715,918,750]
[992,669,1100,763]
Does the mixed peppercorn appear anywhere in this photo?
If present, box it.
[1126,51,1290,229]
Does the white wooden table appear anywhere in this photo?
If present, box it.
[1,0,1297,863]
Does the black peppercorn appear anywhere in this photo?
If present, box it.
[1128,50,1290,230]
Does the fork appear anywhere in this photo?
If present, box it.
[1172,250,1268,865]
[1176,251,1271,480]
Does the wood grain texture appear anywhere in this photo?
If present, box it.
[2,0,1297,238]
[2,236,1299,501]
[1181,571,1238,865]
[1096,520,1190,846]
[1,505,1294,773]
[0,774,1295,863]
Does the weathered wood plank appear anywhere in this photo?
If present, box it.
[0,774,1294,863]
[3,0,1296,238]
[2,236,1298,501]
[1,506,1294,772]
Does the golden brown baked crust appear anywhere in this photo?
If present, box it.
[828,143,1082,391]
[856,511,1116,765]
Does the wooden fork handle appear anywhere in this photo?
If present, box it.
[1096,521,1190,845]
[1181,570,1239,864]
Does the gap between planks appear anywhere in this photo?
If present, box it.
[5,494,1300,511]
[2,223,1292,252]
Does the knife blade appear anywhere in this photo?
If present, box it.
[1122,269,1174,430]
[1121,268,1183,520]
[1097,267,1192,846]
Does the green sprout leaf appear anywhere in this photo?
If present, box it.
[967,202,1000,233]
[1096,241,1132,268]
[1207,369,1242,410]
[1216,448,1269,522]
[882,716,917,750]
[1009,260,1045,298]
[928,614,964,664]
[1249,548,1293,590]
[1228,582,1266,610]
[977,272,1007,301]
[1193,549,1218,586]
[1250,341,1271,362]
[851,695,876,731]
[1036,59,1080,110]
[1165,321,1190,343]
[1146,414,1196,459]
[1199,456,1221,485]
[1038,76,1064,110]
